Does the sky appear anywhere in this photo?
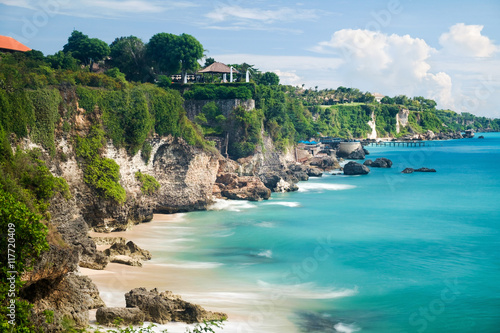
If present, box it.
[1,0,499,118]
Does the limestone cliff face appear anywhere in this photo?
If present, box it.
[367,111,377,139]
[50,135,220,233]
[396,108,410,134]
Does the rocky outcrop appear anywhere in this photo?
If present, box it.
[96,307,145,326]
[307,167,323,177]
[370,158,393,168]
[344,147,365,159]
[125,288,227,324]
[104,240,152,267]
[22,272,104,332]
[309,155,340,170]
[214,173,271,201]
[343,161,370,175]
[259,173,299,192]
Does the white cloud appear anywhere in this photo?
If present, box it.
[439,23,497,58]
[205,5,317,24]
[0,0,197,18]
[272,70,302,86]
[311,29,454,109]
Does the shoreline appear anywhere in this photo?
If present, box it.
[82,212,298,333]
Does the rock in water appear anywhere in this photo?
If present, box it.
[307,167,323,177]
[401,168,414,174]
[371,158,393,168]
[415,167,436,172]
[215,173,271,201]
[125,288,227,324]
[343,161,370,175]
[345,147,366,160]
[363,159,373,166]
[96,307,145,326]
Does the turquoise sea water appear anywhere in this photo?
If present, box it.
[152,134,500,333]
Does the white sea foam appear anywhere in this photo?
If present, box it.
[298,183,356,192]
[209,199,257,212]
[158,261,223,269]
[264,201,301,207]
[257,281,358,299]
[256,250,273,258]
[334,322,361,333]
[255,221,275,228]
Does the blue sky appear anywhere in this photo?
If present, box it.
[1,0,499,117]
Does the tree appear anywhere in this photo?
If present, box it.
[47,51,79,71]
[204,57,215,67]
[147,33,204,81]
[109,36,151,82]
[259,72,280,86]
[174,33,204,80]
[63,30,110,71]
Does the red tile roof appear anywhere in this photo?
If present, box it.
[0,36,31,52]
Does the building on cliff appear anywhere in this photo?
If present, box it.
[0,35,31,53]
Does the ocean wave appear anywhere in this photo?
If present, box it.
[264,201,301,207]
[208,199,257,212]
[255,221,275,228]
[334,322,361,333]
[256,250,273,258]
[257,281,358,299]
[158,261,223,269]
[298,183,356,192]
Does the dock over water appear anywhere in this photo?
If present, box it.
[365,141,426,147]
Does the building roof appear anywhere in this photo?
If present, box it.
[198,62,239,74]
[0,36,31,52]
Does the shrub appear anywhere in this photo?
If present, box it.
[135,171,160,195]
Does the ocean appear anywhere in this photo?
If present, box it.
[95,133,500,333]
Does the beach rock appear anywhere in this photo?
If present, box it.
[104,241,152,261]
[307,167,323,177]
[288,164,310,181]
[259,173,299,192]
[370,158,393,168]
[125,288,227,324]
[343,161,370,175]
[310,156,339,170]
[215,173,271,201]
[363,159,373,166]
[415,167,436,172]
[110,255,143,267]
[96,307,145,326]
[401,168,414,174]
[344,147,365,160]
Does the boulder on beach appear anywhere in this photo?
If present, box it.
[370,158,393,168]
[125,288,227,324]
[96,307,145,326]
[343,161,370,175]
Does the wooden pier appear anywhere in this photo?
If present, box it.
[365,141,426,147]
